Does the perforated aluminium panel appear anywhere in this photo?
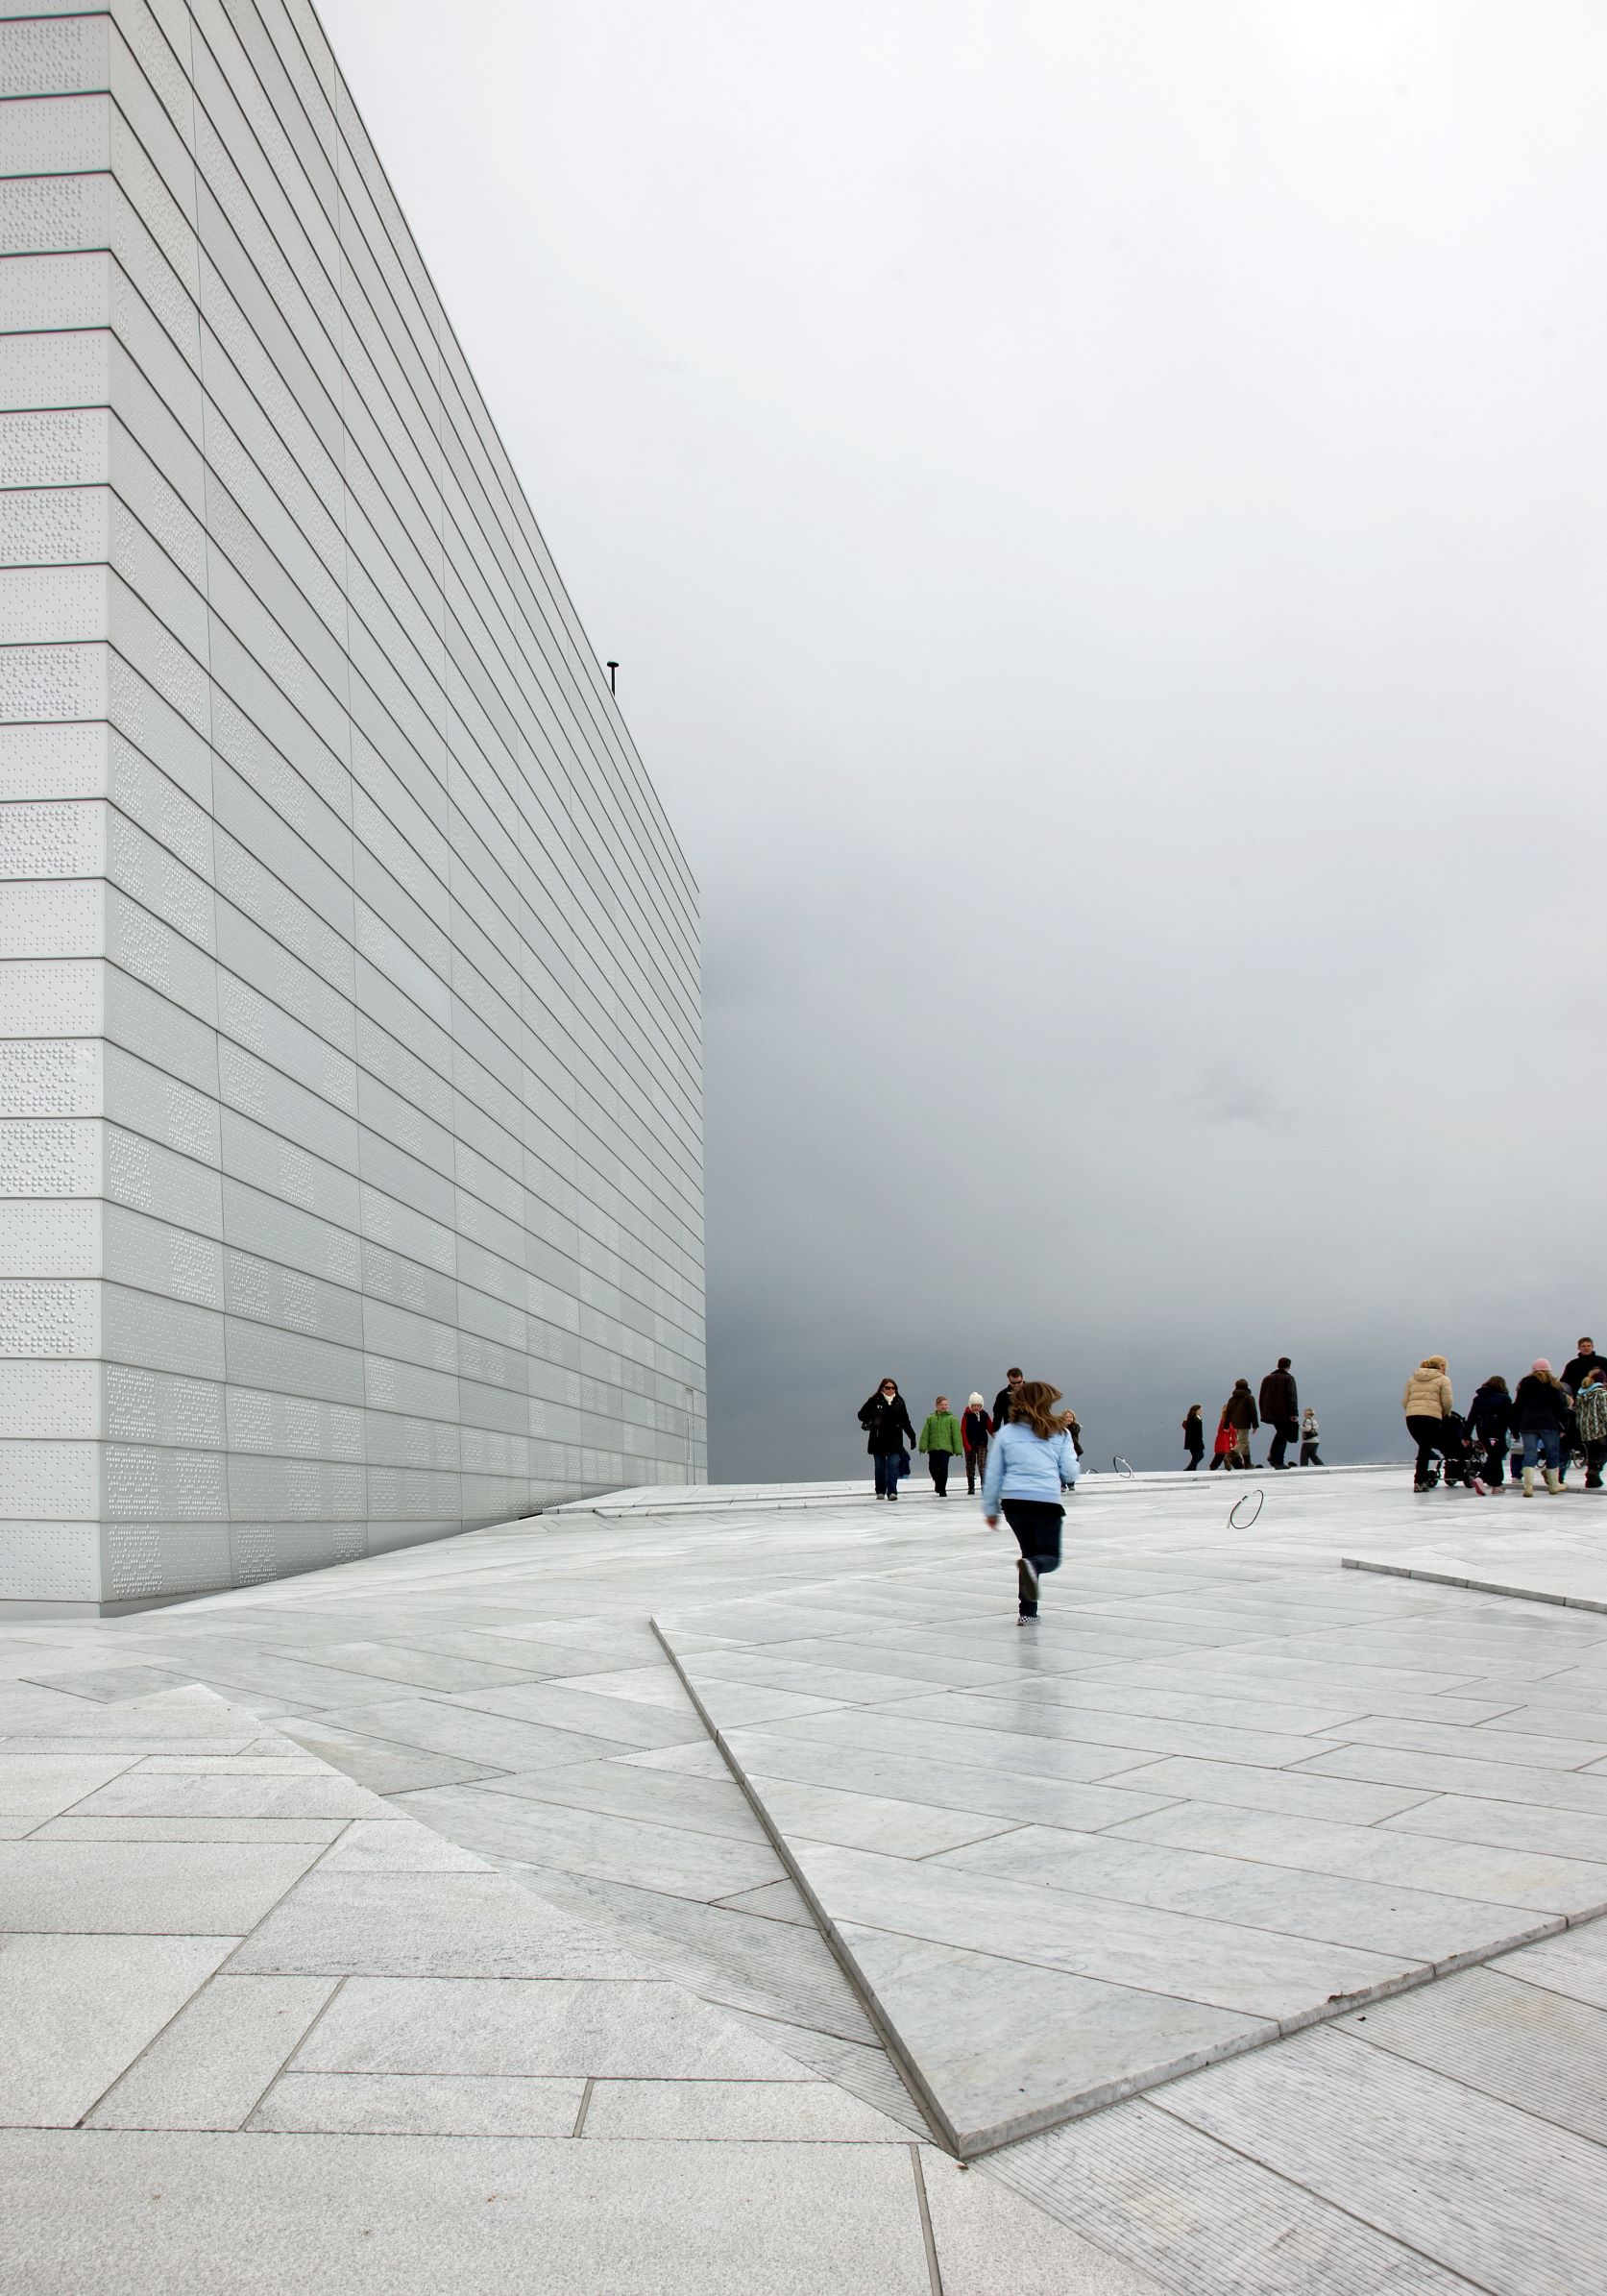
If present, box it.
[0,2,705,1604]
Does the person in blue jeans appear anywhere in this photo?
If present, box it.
[982,1380,1082,1619]
[858,1378,916,1500]
[1512,1359,1570,1496]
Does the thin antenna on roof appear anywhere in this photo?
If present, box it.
[606,660,619,695]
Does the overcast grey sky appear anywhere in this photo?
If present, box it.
[326,0,1607,1478]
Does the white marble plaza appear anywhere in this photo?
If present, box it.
[6,1465,1607,2289]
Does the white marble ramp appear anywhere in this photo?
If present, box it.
[1346,1516,1607,1613]
[654,1558,1607,2156]
[0,1677,1158,2295]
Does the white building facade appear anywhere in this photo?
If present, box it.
[0,1,705,1611]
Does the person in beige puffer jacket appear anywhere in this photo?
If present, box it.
[1402,1356,1453,1488]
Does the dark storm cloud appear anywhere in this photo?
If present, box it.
[329,0,1607,1477]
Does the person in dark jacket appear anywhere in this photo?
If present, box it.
[1467,1377,1514,1492]
[962,1394,991,1495]
[1562,1338,1600,1395]
[1258,1359,1299,1470]
[1512,1360,1569,1496]
[1182,1404,1205,1470]
[1576,1367,1607,1489]
[991,1369,1025,1430]
[858,1379,916,1501]
[1223,1379,1258,1468]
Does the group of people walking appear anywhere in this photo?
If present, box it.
[1404,1337,1607,1495]
[1182,1359,1322,1473]
[857,1369,1081,1618]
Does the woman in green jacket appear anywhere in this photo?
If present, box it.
[918,1397,964,1497]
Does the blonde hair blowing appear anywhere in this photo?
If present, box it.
[1010,1380,1065,1440]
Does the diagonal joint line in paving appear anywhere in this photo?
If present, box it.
[653,1606,1607,2162]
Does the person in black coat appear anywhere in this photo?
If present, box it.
[1467,1376,1513,1492]
[858,1379,916,1501]
[1258,1358,1299,1470]
[1181,1405,1205,1470]
[991,1369,1025,1429]
[1562,1338,1600,1395]
[1512,1360,1570,1495]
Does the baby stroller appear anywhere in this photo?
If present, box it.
[1419,1412,1486,1493]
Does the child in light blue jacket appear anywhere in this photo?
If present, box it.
[981,1381,1081,1621]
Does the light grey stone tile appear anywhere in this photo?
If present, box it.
[719,2010,929,2132]
[790,1841,1421,2023]
[742,1637,1027,1689]
[986,1674,1374,1736]
[1336,1714,1607,1770]
[0,2128,936,2295]
[0,1719,260,1754]
[581,2077,908,2142]
[71,1771,386,1820]
[271,1722,510,1795]
[20,1666,198,1704]
[1492,1924,1607,2012]
[0,1752,136,1817]
[874,1688,1341,1769]
[0,1935,232,2126]
[295,1974,821,2080]
[0,1839,324,1935]
[251,2071,584,2136]
[688,1651,964,1704]
[693,1680,859,1726]
[1112,1799,1607,1916]
[262,1641,543,1694]
[720,1727,1179,1830]
[1298,1742,1607,1812]
[312,1820,491,1873]
[618,1740,733,1779]
[395,1783,785,1901]
[1383,1794,1607,1864]
[739,1704,1159,1786]
[1336,1964,1607,2144]
[473,1758,770,1843]
[937,1825,1554,1965]
[443,1679,705,1750]
[1082,1754,1433,1823]
[542,1666,696,1711]
[1157,2024,1607,2290]
[126,1649,421,1711]
[507,1865,880,2045]
[747,1774,1020,1858]
[86,1974,336,2131]
[36,1817,347,1844]
[713,1879,816,1925]
[293,1696,626,1775]
[230,1868,640,1979]
[1098,1652,1495,1700]
[837,1923,1267,2148]
[921,2149,1170,2294]
[0,1683,137,1734]
[988,2093,1476,2295]
[133,1757,328,1775]
[1475,1699,1607,1741]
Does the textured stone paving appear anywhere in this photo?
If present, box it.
[7,1469,1607,2288]
[656,1501,1607,2152]
[0,1676,1149,2294]
[1346,1512,1607,1614]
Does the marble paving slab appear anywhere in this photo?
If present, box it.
[0,1677,1144,2293]
[655,1558,1607,2157]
